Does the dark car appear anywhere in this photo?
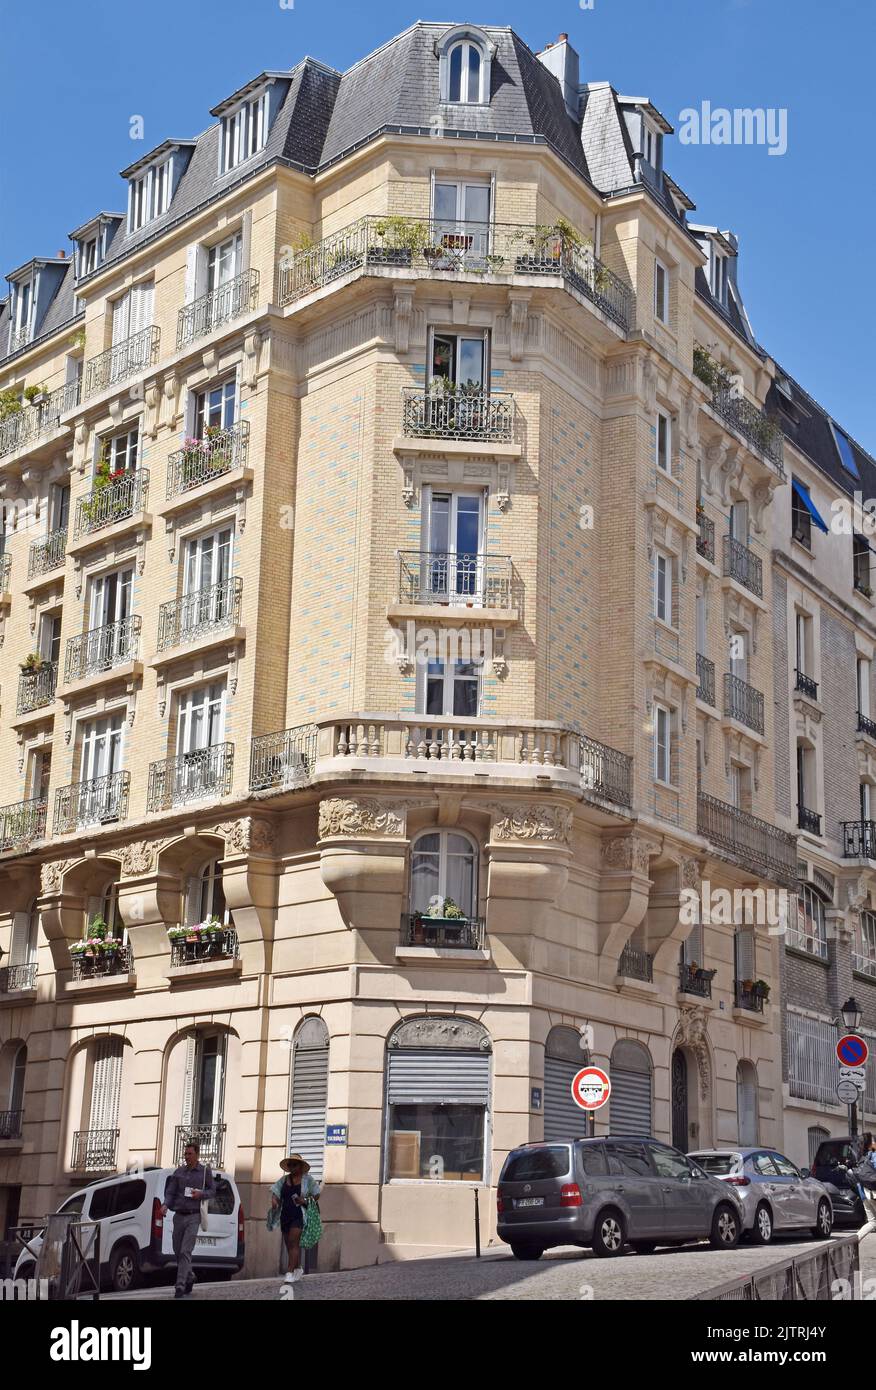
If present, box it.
[810,1136,866,1228]
[497,1136,744,1259]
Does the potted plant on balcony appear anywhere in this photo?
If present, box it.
[19,652,44,674]
[751,979,771,1000]
[368,216,428,268]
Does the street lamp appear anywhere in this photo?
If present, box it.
[841,997,863,1032]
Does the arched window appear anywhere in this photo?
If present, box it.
[448,40,483,103]
[544,1026,589,1142]
[410,830,477,919]
[288,1017,330,1181]
[808,1125,829,1167]
[188,858,232,927]
[791,885,828,960]
[609,1039,653,1136]
[437,26,493,106]
[385,1015,491,1182]
[3,1045,26,1138]
[736,1060,758,1146]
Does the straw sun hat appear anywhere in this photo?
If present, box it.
[280,1153,311,1173]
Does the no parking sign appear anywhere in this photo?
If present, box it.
[571,1066,611,1111]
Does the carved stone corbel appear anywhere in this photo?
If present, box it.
[162,371,182,429]
[144,379,161,439]
[508,293,530,362]
[677,1005,711,1101]
[392,289,414,355]
[496,460,511,512]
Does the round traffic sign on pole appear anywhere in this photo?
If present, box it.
[837,1079,861,1105]
[571,1066,611,1111]
[836,1034,869,1068]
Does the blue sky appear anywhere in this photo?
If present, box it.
[2,0,874,446]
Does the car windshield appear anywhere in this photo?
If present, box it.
[503,1147,570,1182]
[691,1153,738,1176]
[815,1143,856,1167]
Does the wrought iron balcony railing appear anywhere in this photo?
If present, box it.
[619,944,654,982]
[0,963,37,993]
[401,912,486,950]
[0,1110,23,1140]
[401,388,516,443]
[147,742,234,811]
[734,980,766,1013]
[798,805,822,836]
[0,553,10,592]
[0,379,81,458]
[277,216,635,330]
[842,820,876,859]
[170,928,239,968]
[71,943,134,981]
[708,385,785,475]
[177,268,260,348]
[723,672,765,734]
[166,420,249,499]
[17,661,58,714]
[250,723,319,792]
[54,770,130,834]
[28,527,67,579]
[696,510,715,563]
[723,535,763,598]
[71,1128,119,1172]
[697,791,797,888]
[84,325,159,396]
[679,963,715,998]
[64,616,140,683]
[397,550,513,607]
[0,797,47,852]
[157,577,242,651]
[174,1123,225,1168]
[696,654,715,706]
[795,669,819,701]
[73,468,149,538]
[858,711,876,740]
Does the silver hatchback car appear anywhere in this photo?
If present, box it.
[687,1147,833,1244]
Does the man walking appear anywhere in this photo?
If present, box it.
[161,1141,215,1298]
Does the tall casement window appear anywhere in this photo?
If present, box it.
[654,257,669,324]
[653,702,673,784]
[385,1016,491,1182]
[220,92,270,173]
[448,39,484,102]
[796,743,819,832]
[429,329,488,391]
[431,181,491,263]
[127,159,171,232]
[858,657,872,724]
[854,534,872,596]
[795,611,812,679]
[80,712,124,786]
[420,485,484,602]
[656,409,672,473]
[77,1036,124,1171]
[111,280,154,345]
[653,549,674,626]
[193,378,236,439]
[100,424,139,475]
[179,1031,227,1166]
[859,910,876,978]
[791,884,828,960]
[186,858,232,928]
[410,829,478,921]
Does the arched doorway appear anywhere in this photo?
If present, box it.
[544,1026,589,1141]
[609,1040,653,1135]
[671,1049,688,1151]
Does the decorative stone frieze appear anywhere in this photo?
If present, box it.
[318,797,406,840]
[215,817,276,856]
[40,859,73,895]
[489,804,572,844]
[676,1005,711,1101]
[119,840,168,877]
[601,834,660,875]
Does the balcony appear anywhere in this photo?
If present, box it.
[17,661,57,715]
[679,963,715,998]
[0,1111,22,1141]
[722,535,763,599]
[858,712,876,740]
[0,379,81,459]
[734,980,766,1013]
[696,509,715,563]
[64,616,141,684]
[852,952,876,980]
[0,553,10,594]
[401,912,486,950]
[73,468,149,540]
[795,669,819,701]
[619,944,654,982]
[396,550,514,611]
[277,216,635,331]
[71,1128,119,1173]
[84,325,159,397]
[697,791,797,888]
[250,723,319,792]
[147,743,235,812]
[54,770,130,834]
[176,268,260,349]
[786,925,828,961]
[174,1124,225,1168]
[156,578,242,652]
[401,388,516,444]
[169,928,239,968]
[165,421,249,500]
[27,528,67,581]
[0,797,47,852]
[707,384,785,476]
[0,963,37,993]
[696,654,715,706]
[798,805,822,836]
[723,672,765,735]
[71,942,134,981]
[842,820,876,859]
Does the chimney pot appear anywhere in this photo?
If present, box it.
[558,33,568,40]
[57,250,66,259]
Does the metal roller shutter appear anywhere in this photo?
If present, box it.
[609,1069,652,1136]
[544,1056,587,1142]
[289,1045,329,1181]
[386,1049,490,1105]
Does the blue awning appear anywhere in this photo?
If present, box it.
[791,479,829,534]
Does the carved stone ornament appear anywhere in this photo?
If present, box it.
[318,798,405,840]
[601,834,660,874]
[389,1016,491,1051]
[680,857,702,891]
[215,817,276,856]
[676,1005,711,1101]
[119,839,168,877]
[40,859,73,895]
[489,804,573,845]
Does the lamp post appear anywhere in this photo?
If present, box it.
[837,997,863,1138]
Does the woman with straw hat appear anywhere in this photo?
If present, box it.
[268,1154,321,1284]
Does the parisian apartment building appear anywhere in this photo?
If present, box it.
[0,21,873,1274]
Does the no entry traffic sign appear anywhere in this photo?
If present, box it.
[571,1066,611,1111]
[836,1034,869,1068]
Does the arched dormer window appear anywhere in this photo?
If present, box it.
[436,26,494,106]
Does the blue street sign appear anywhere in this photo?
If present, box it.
[531,1087,542,1111]
[325,1124,348,1145]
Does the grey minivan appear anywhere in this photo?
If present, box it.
[497,1137,744,1259]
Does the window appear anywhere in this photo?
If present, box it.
[795,611,811,676]
[654,550,673,625]
[654,703,672,784]
[696,591,706,656]
[421,658,480,719]
[791,478,812,549]
[858,658,872,720]
[656,410,672,473]
[8,1045,26,1121]
[188,859,231,927]
[422,487,484,600]
[647,1144,691,1180]
[80,238,98,277]
[796,744,818,826]
[385,1017,490,1182]
[431,182,491,263]
[654,258,669,324]
[129,175,148,232]
[610,1141,653,1178]
[101,425,139,476]
[832,423,860,480]
[182,1032,226,1133]
[221,92,270,173]
[10,276,34,348]
[88,566,133,635]
[729,499,749,544]
[176,682,226,757]
[50,483,70,533]
[729,762,752,813]
[711,251,729,307]
[287,1017,329,1181]
[447,39,484,103]
[751,1152,778,1177]
[642,124,661,169]
[193,378,236,439]
[410,830,477,919]
[80,713,124,784]
[861,782,871,822]
[854,534,872,595]
[859,911,876,973]
[128,159,172,232]
[111,281,154,345]
[27,746,52,805]
[430,330,487,391]
[789,884,827,960]
[504,1148,570,1182]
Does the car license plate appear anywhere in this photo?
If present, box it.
[196,1235,218,1246]
[516,1197,544,1208]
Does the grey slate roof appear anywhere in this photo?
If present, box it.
[766,368,876,506]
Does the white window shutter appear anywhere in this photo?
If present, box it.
[184,246,199,304]
[180,1034,198,1128]
[112,292,130,346]
[240,214,252,275]
[10,911,32,965]
[212,1034,227,1127]
[89,1038,123,1131]
[184,874,201,927]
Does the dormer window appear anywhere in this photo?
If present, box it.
[127,156,172,232]
[9,276,34,351]
[711,250,729,307]
[437,25,494,106]
[642,123,661,170]
[80,237,98,277]
[221,91,269,173]
[449,40,483,103]
[831,422,861,481]
[71,215,122,283]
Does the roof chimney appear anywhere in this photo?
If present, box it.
[536,34,580,122]
[57,250,66,259]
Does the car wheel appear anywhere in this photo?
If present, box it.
[751,1203,773,1245]
[109,1243,141,1293]
[709,1203,740,1250]
[509,1241,544,1261]
[813,1199,833,1240]
[591,1209,626,1258]
[631,1241,657,1255]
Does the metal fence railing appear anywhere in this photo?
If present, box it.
[692,1234,858,1301]
[177,268,259,348]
